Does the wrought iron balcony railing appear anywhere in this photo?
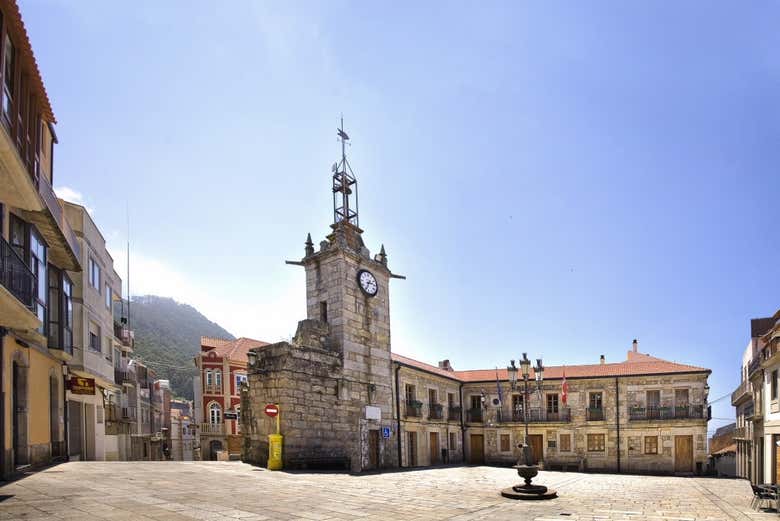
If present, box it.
[587,408,605,421]
[628,404,706,421]
[405,400,422,418]
[447,406,461,421]
[428,403,443,420]
[731,379,752,406]
[466,408,483,423]
[0,235,34,309]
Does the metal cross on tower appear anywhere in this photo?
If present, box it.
[332,117,359,227]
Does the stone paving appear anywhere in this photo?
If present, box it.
[0,462,775,520]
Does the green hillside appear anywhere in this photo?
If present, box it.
[119,295,235,399]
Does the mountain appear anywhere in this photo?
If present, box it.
[120,295,235,399]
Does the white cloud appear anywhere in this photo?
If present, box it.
[54,186,94,215]
[107,244,301,343]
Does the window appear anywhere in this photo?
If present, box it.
[88,321,101,352]
[559,434,571,452]
[62,276,73,351]
[546,394,559,413]
[215,370,222,388]
[105,285,112,310]
[88,257,101,291]
[449,432,456,450]
[772,371,778,401]
[674,388,689,406]
[644,436,658,455]
[30,228,46,333]
[447,392,455,408]
[205,370,213,386]
[235,373,247,390]
[2,33,14,122]
[589,392,603,410]
[320,301,327,323]
[548,439,556,449]
[500,434,510,452]
[428,388,437,405]
[47,266,60,348]
[105,336,113,360]
[405,384,416,403]
[646,390,661,407]
[587,434,605,452]
[209,403,222,424]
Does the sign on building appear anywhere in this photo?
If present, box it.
[69,376,96,395]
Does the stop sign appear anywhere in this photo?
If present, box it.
[264,404,279,417]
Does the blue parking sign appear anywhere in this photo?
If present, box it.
[382,426,391,438]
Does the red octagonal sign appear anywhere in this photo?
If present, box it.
[264,404,279,417]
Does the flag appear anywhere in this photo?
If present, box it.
[561,368,569,405]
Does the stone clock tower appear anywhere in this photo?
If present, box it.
[242,121,401,472]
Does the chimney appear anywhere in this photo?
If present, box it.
[632,339,638,353]
[438,360,453,372]
[600,355,605,365]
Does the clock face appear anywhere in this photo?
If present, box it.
[357,269,378,297]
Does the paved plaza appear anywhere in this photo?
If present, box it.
[0,462,774,521]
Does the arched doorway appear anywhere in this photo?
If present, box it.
[12,361,29,467]
[209,440,223,461]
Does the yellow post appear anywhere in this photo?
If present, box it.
[267,404,283,470]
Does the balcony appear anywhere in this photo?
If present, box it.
[0,235,38,331]
[203,384,222,395]
[733,426,747,440]
[200,423,225,435]
[105,404,121,422]
[121,406,137,421]
[731,380,752,406]
[21,176,80,272]
[428,403,443,420]
[405,400,422,418]
[628,404,707,421]
[114,369,135,386]
[113,322,134,350]
[466,408,483,423]
[749,357,762,377]
[447,406,461,421]
[586,408,605,421]
[529,407,571,423]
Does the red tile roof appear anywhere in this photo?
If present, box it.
[2,0,55,122]
[391,350,709,382]
[200,336,269,363]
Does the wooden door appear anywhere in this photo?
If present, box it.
[674,435,693,473]
[430,432,440,464]
[469,434,484,464]
[368,430,380,469]
[408,432,417,467]
[529,434,544,464]
[774,435,780,484]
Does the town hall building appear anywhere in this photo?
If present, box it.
[240,124,711,475]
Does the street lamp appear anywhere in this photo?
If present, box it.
[501,353,557,500]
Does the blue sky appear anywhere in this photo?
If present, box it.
[20,0,779,434]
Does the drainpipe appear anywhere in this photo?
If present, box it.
[615,377,620,473]
[63,363,69,461]
[459,381,465,463]
[394,364,402,468]
[0,327,6,478]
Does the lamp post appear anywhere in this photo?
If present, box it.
[501,353,557,500]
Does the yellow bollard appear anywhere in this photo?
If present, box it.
[267,434,283,470]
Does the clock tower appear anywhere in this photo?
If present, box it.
[255,119,401,472]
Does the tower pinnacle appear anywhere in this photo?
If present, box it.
[332,117,359,228]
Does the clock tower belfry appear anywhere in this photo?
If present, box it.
[248,120,402,473]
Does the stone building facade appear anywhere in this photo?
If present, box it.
[240,125,710,476]
[393,343,710,475]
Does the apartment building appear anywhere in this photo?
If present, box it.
[194,336,267,460]
[731,315,773,483]
[60,201,124,461]
[0,0,81,477]
[170,399,194,461]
